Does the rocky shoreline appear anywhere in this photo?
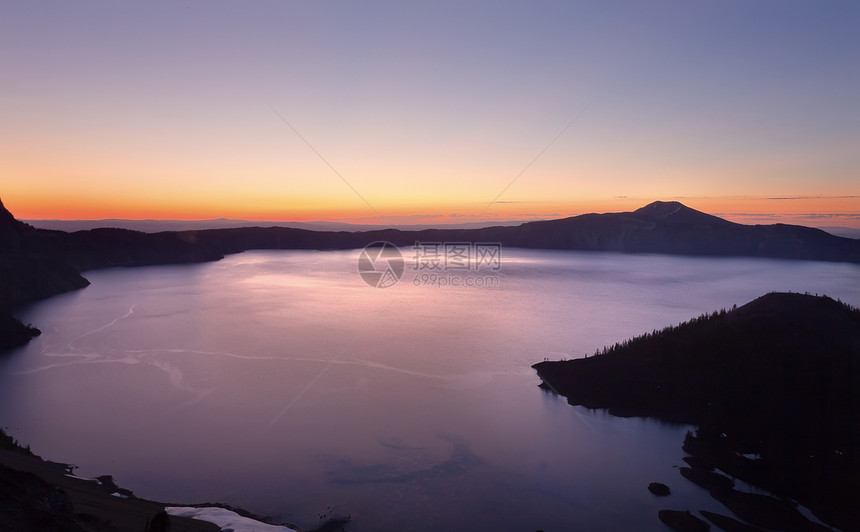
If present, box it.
[0,428,347,532]
[0,311,40,351]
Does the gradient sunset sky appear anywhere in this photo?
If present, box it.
[2,1,858,227]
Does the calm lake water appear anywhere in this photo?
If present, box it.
[2,249,859,531]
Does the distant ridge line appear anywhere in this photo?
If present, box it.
[9,200,860,269]
[3,198,860,349]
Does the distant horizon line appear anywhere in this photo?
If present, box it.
[20,213,860,238]
[21,215,860,227]
[7,196,860,231]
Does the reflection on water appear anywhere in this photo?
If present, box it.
[326,433,482,485]
[1,250,858,531]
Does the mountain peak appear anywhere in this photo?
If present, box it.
[634,200,687,218]
[634,200,732,226]
[634,201,689,218]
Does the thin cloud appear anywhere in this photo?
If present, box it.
[765,195,860,201]
[663,195,860,201]
[717,212,860,219]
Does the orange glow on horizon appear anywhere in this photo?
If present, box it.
[4,193,859,229]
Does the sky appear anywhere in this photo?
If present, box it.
[1,1,859,227]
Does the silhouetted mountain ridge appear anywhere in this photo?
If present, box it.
[3,197,860,349]
[184,200,860,262]
[503,201,859,260]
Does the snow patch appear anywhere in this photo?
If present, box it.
[165,507,297,532]
[64,474,99,483]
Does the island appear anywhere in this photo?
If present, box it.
[534,292,860,531]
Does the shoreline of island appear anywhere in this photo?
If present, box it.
[534,292,860,532]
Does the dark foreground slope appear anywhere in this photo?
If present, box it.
[533,293,860,530]
[0,428,349,531]
[0,429,220,532]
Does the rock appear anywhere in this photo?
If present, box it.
[648,482,671,496]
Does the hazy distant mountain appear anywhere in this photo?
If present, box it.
[818,226,860,239]
[533,292,860,530]
[24,217,523,233]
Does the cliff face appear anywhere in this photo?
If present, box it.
[0,198,89,349]
[0,199,90,310]
[0,197,26,250]
[0,197,230,310]
[0,198,232,350]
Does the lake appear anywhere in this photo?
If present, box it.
[2,249,858,531]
